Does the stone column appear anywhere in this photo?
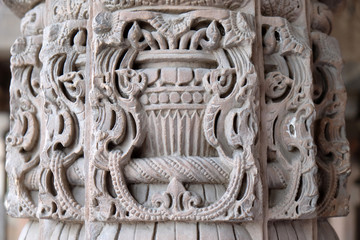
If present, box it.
[3,0,351,239]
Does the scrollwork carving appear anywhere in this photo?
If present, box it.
[5,3,45,219]
[37,3,88,221]
[262,16,318,219]
[311,0,351,217]
[89,5,261,222]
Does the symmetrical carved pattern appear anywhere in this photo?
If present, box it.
[3,0,350,239]
[5,3,45,218]
[89,5,261,222]
[311,0,351,217]
[37,0,88,221]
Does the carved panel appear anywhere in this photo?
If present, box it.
[37,0,88,221]
[5,3,45,218]
[261,12,318,218]
[89,3,261,222]
[3,0,351,239]
[311,1,351,217]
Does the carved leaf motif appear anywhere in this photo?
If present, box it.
[263,16,318,219]
[200,21,221,50]
[311,30,350,217]
[90,8,260,222]
[222,12,256,48]
[152,178,202,213]
[261,0,302,22]
[5,4,45,219]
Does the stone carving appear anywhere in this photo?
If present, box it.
[37,0,88,221]
[261,0,302,22]
[2,0,350,239]
[89,5,261,222]
[5,3,45,218]
[100,0,250,11]
[311,1,351,217]
[262,16,318,219]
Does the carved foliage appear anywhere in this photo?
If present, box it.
[262,17,318,219]
[311,1,351,217]
[261,0,302,22]
[37,1,88,220]
[5,3,45,218]
[89,7,260,222]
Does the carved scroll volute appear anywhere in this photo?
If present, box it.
[37,0,88,221]
[311,1,351,217]
[89,2,261,222]
[5,3,45,219]
[261,2,318,218]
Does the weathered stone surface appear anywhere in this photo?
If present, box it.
[4,0,350,239]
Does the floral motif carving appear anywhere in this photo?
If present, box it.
[261,0,302,22]
[89,6,261,222]
[37,1,88,221]
[3,0,351,239]
[311,1,351,217]
[262,16,318,219]
[5,3,45,218]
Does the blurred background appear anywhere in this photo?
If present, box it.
[0,0,359,239]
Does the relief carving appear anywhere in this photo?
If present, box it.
[5,3,45,218]
[37,0,88,221]
[311,0,351,217]
[100,0,250,11]
[89,4,261,222]
[3,0,350,239]
[261,16,318,219]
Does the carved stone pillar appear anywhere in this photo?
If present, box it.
[3,0,350,239]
